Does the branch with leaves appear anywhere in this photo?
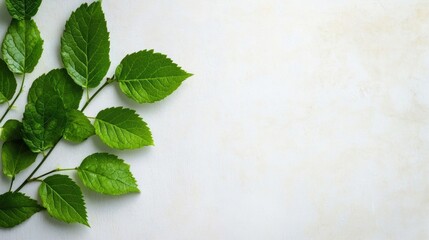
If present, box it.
[0,0,191,228]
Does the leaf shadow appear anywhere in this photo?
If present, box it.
[80,186,140,205]
[0,175,10,193]
[0,1,10,26]
[40,210,90,231]
[55,37,63,69]
[77,177,142,223]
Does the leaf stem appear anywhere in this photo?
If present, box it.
[81,78,113,112]
[14,141,59,192]
[14,77,113,193]
[8,176,15,192]
[31,167,77,181]
[0,73,26,124]
[86,87,90,102]
[27,178,43,183]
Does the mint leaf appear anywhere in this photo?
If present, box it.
[64,109,94,143]
[22,96,67,153]
[77,153,139,195]
[0,58,17,104]
[28,69,83,109]
[115,50,192,103]
[0,119,22,141]
[5,0,42,20]
[0,192,42,228]
[2,140,37,178]
[39,174,89,226]
[94,107,153,149]
[1,19,43,74]
[61,1,110,88]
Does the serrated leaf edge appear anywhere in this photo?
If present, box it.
[77,152,140,195]
[95,106,154,149]
[40,175,89,227]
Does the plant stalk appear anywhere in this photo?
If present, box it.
[81,79,112,111]
[8,177,14,192]
[13,78,112,192]
[14,141,59,192]
[0,74,26,124]
[31,168,77,181]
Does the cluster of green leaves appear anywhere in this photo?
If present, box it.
[0,0,191,228]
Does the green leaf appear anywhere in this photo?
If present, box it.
[94,107,153,150]
[28,69,83,109]
[0,95,8,104]
[0,119,22,142]
[1,19,43,74]
[77,153,139,195]
[0,192,42,228]
[115,50,192,103]
[22,96,67,153]
[61,1,110,88]
[2,140,38,178]
[39,174,89,226]
[64,109,94,143]
[5,0,42,20]
[0,58,17,104]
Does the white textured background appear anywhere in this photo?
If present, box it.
[1,0,429,239]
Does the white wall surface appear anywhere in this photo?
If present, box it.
[1,0,429,239]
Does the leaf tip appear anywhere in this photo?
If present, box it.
[83,220,90,228]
